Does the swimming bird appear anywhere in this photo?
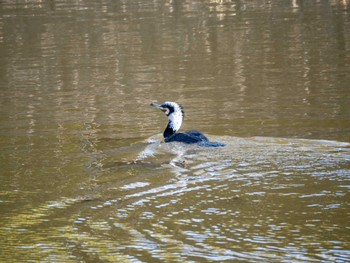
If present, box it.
[150,101,225,147]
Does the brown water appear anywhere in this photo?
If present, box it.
[1,0,350,262]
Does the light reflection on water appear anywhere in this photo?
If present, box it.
[0,0,350,262]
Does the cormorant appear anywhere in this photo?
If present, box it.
[150,101,225,147]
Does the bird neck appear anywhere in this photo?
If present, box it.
[163,110,183,138]
[164,118,182,138]
[164,123,176,138]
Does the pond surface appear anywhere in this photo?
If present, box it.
[0,0,350,262]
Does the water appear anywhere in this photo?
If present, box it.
[1,0,350,262]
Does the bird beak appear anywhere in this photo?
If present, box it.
[150,103,167,112]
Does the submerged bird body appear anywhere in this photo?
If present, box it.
[165,130,208,143]
[150,101,225,147]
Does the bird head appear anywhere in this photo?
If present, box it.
[150,101,184,132]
